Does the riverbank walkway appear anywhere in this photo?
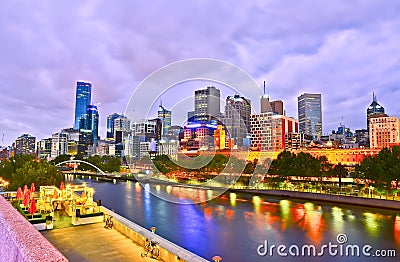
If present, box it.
[41,223,157,262]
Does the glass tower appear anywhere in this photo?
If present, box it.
[86,105,99,144]
[157,101,171,137]
[298,93,322,140]
[74,81,92,130]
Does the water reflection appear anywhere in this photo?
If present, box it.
[71,177,399,262]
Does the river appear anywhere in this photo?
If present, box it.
[69,176,400,261]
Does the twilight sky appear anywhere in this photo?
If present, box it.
[1,1,400,146]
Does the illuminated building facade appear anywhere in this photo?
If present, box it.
[250,113,298,151]
[13,134,36,155]
[298,93,322,140]
[74,81,92,130]
[180,121,218,151]
[224,95,251,148]
[37,138,52,159]
[369,115,400,149]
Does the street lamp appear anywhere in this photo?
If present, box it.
[212,255,222,262]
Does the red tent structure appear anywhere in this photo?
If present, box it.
[22,189,31,208]
[30,182,36,194]
[60,181,65,190]
[16,187,22,200]
[28,198,37,218]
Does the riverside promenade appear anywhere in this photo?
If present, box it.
[41,206,209,262]
[41,223,155,262]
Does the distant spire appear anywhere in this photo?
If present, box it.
[373,92,377,102]
[263,81,266,95]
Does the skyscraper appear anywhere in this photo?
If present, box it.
[224,95,251,148]
[157,101,171,136]
[107,113,122,139]
[298,93,322,140]
[270,100,284,115]
[13,134,36,155]
[86,105,99,144]
[367,93,385,132]
[74,81,92,130]
[194,86,220,122]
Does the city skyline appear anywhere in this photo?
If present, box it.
[1,1,400,146]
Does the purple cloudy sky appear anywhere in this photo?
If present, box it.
[1,1,400,146]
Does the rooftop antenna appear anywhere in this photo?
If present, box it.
[263,81,266,95]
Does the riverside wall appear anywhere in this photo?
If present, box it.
[232,189,400,210]
[100,206,209,262]
[0,195,67,262]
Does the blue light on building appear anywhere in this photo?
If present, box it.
[74,81,92,130]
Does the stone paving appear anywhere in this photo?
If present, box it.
[41,223,160,262]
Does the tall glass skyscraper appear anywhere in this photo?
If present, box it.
[157,101,171,137]
[74,81,92,130]
[86,105,99,144]
[298,93,322,140]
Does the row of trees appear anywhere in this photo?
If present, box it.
[269,151,347,182]
[0,154,64,190]
[354,146,400,193]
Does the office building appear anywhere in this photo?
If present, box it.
[107,113,123,139]
[270,100,284,115]
[37,138,52,159]
[369,115,400,149]
[158,101,172,137]
[51,132,68,159]
[194,86,220,122]
[224,95,251,148]
[113,115,130,141]
[74,81,92,130]
[355,129,369,148]
[367,93,386,132]
[85,105,99,144]
[13,134,36,155]
[61,128,79,156]
[298,93,322,140]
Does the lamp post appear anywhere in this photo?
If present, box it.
[150,226,156,233]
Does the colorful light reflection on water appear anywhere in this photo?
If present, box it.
[70,177,400,261]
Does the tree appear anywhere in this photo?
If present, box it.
[10,160,64,190]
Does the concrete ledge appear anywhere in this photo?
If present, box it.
[72,214,103,225]
[32,223,47,231]
[0,195,67,261]
[233,189,400,210]
[100,206,208,262]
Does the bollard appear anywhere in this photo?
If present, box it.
[212,255,222,262]
[150,226,156,233]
